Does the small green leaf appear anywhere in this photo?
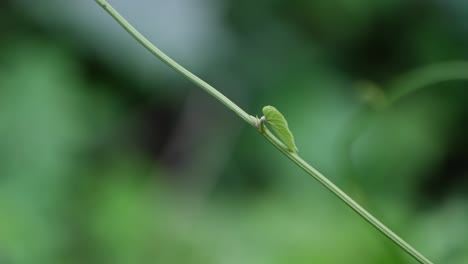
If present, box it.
[262,105,298,152]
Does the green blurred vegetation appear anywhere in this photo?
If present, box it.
[0,0,467,263]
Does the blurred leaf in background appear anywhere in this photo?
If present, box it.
[0,0,467,263]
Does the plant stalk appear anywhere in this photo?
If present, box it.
[94,0,255,127]
[95,1,433,263]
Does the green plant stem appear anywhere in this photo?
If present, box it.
[95,1,433,263]
[262,128,433,264]
[94,0,255,127]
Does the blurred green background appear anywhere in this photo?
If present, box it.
[1,0,467,263]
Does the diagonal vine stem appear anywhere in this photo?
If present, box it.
[94,1,434,263]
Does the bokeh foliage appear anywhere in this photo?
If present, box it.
[0,0,467,263]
